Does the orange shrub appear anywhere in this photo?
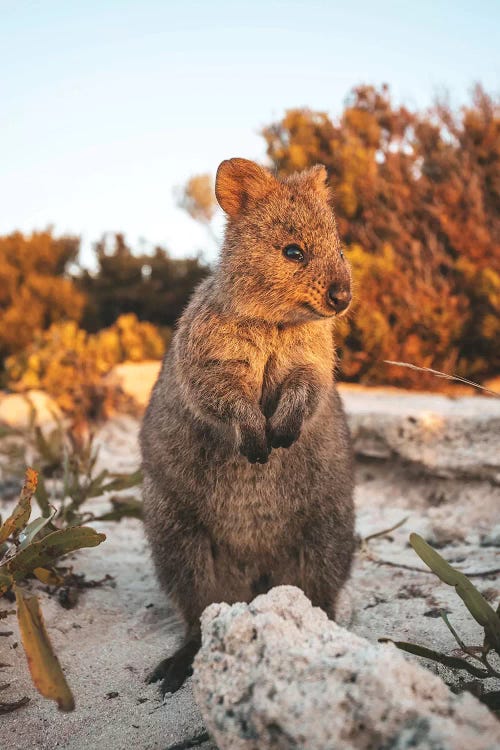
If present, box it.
[0,230,85,359]
[5,314,166,418]
[263,85,500,386]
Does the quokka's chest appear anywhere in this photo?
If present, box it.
[249,329,334,414]
[203,459,299,551]
[259,352,284,417]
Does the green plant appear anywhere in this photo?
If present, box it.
[31,420,142,526]
[0,404,143,525]
[0,469,105,711]
[0,418,142,712]
[381,533,500,710]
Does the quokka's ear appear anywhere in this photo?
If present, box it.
[215,158,277,217]
[302,164,331,202]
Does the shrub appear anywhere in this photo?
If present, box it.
[381,533,500,713]
[263,85,500,387]
[0,425,141,712]
[0,230,85,361]
[77,233,209,332]
[5,314,166,418]
[0,468,105,711]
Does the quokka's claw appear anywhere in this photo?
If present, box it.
[159,664,193,697]
[146,656,173,684]
[147,639,199,696]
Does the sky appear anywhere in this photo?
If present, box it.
[1,1,499,267]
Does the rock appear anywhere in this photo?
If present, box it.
[0,389,63,433]
[104,360,161,408]
[339,385,500,482]
[193,586,500,750]
[480,524,500,548]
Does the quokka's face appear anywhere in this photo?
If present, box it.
[216,158,352,325]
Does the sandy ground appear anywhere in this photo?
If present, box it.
[1,391,499,750]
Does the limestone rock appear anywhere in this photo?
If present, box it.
[480,524,500,548]
[104,360,161,408]
[0,389,63,433]
[339,386,500,482]
[193,586,500,750]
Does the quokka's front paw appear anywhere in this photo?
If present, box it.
[267,410,303,450]
[239,416,270,464]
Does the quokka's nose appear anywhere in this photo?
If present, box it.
[326,284,352,313]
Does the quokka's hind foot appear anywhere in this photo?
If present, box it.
[146,638,200,697]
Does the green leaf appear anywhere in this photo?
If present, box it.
[33,424,63,469]
[410,533,500,653]
[18,510,56,550]
[95,496,143,522]
[379,638,489,678]
[84,469,110,499]
[16,589,75,711]
[7,527,106,583]
[440,610,468,652]
[482,601,500,656]
[34,474,51,518]
[0,469,37,544]
[97,469,143,495]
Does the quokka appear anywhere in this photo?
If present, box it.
[140,158,355,695]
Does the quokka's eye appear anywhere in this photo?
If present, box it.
[283,244,305,262]
[340,249,345,259]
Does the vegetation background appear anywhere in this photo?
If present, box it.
[1,4,499,418]
[0,1,499,721]
[1,84,499,416]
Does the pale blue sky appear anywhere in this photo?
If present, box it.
[1,1,498,266]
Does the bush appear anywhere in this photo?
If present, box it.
[263,85,500,387]
[0,230,85,361]
[0,431,141,712]
[77,233,209,332]
[5,314,166,418]
[0,468,106,712]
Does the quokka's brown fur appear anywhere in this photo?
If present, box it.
[140,158,355,694]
